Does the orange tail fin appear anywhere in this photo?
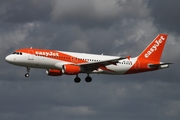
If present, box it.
[138,34,168,62]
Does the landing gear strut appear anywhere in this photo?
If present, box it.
[25,67,30,77]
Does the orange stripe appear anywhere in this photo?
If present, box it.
[16,48,88,64]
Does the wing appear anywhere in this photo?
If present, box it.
[77,57,128,72]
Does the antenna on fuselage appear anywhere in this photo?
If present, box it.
[30,47,33,49]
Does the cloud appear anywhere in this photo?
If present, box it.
[0,0,52,23]
[148,1,180,33]
[51,0,150,29]
[68,39,90,52]
[1,0,180,120]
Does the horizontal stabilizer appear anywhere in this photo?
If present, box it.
[148,63,173,69]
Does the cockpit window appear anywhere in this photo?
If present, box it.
[12,52,23,55]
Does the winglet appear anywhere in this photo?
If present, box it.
[138,34,168,62]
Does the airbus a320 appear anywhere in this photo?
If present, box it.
[5,34,172,83]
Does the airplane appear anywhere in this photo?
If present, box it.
[5,34,172,83]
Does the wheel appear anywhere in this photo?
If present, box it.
[25,73,29,77]
[74,77,81,83]
[85,76,92,82]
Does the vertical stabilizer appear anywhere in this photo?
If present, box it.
[138,34,168,62]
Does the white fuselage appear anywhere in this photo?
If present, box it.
[6,51,137,75]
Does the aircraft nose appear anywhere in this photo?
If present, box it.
[5,55,13,63]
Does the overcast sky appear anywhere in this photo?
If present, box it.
[0,0,180,120]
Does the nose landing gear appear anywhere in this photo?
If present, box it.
[25,73,29,77]
[25,67,30,77]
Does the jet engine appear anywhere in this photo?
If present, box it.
[62,64,81,75]
[46,69,62,76]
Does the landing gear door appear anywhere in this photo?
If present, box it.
[28,50,34,60]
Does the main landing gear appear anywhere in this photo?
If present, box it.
[85,75,92,82]
[74,74,92,83]
[25,67,30,77]
[74,75,81,83]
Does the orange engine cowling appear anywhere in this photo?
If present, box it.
[46,69,62,76]
[62,64,81,75]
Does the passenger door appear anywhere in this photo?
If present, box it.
[28,50,34,60]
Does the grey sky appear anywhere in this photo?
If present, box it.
[0,0,179,120]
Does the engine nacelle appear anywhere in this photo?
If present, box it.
[62,64,81,75]
[46,69,62,76]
